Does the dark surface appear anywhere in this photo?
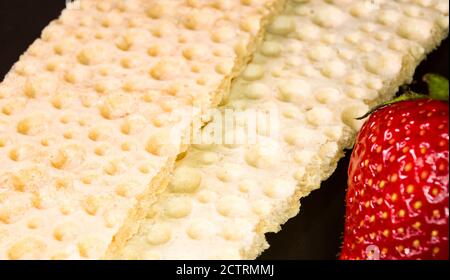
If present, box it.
[259,41,449,260]
[0,0,448,260]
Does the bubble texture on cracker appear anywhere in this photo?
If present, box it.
[0,0,285,259]
[120,0,449,260]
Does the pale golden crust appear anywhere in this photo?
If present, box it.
[120,0,449,260]
[0,0,284,259]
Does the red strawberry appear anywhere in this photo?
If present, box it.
[340,98,449,260]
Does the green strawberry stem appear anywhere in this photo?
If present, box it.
[357,74,449,120]
[424,73,449,101]
[357,92,425,120]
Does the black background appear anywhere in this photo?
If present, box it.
[0,0,448,260]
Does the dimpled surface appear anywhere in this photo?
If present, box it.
[341,100,449,260]
[120,0,449,259]
[0,0,284,259]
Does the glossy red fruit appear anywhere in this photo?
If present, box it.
[340,99,449,260]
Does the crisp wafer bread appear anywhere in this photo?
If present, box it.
[0,0,286,259]
[119,0,449,259]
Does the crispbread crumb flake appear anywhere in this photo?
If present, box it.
[120,0,449,260]
[0,0,286,259]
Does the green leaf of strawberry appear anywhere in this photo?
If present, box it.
[340,76,449,260]
[424,74,449,101]
[357,74,449,120]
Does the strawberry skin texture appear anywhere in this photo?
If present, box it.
[341,99,449,260]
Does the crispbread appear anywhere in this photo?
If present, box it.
[0,0,286,259]
[120,0,449,259]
